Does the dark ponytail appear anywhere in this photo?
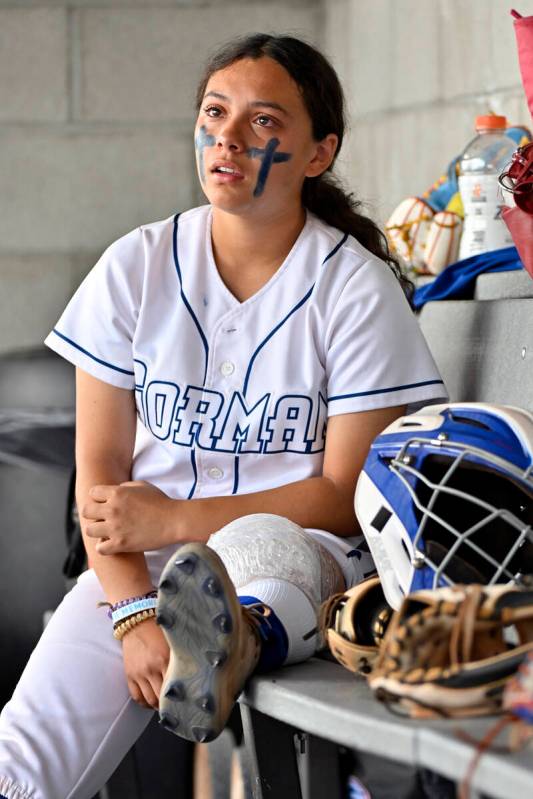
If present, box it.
[302,174,412,297]
[196,33,412,297]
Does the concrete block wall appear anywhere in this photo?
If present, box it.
[0,0,530,354]
[323,0,531,225]
[0,0,320,355]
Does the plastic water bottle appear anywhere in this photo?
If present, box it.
[458,115,517,260]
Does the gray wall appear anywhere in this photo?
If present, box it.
[0,0,321,354]
[0,0,529,355]
[325,0,530,224]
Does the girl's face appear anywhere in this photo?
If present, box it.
[195,56,337,218]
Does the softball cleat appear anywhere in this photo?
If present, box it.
[156,542,262,743]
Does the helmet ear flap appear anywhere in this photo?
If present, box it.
[355,471,414,610]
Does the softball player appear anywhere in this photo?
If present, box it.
[0,34,446,798]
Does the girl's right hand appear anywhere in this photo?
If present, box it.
[121,618,170,709]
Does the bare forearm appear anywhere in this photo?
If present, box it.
[176,476,358,542]
[76,464,154,603]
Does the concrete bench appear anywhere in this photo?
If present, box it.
[235,270,533,799]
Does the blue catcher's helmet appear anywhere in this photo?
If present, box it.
[355,403,533,610]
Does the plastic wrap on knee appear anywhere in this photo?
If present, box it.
[208,514,344,607]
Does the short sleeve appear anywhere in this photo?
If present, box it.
[326,258,447,415]
[44,228,144,389]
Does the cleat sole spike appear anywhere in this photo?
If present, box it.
[203,576,221,597]
[156,610,175,629]
[192,726,215,743]
[213,613,232,634]
[174,554,198,575]
[159,576,178,594]
[197,693,215,714]
[159,712,179,731]
[164,681,186,701]
[206,650,227,668]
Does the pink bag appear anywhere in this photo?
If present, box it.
[502,205,533,278]
[501,12,533,278]
[512,9,533,119]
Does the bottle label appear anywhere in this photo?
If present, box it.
[458,174,504,211]
[458,174,513,259]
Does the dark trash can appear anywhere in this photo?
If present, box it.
[0,347,75,709]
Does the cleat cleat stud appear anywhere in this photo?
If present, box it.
[192,726,214,743]
[159,576,178,594]
[206,650,227,668]
[203,577,221,597]
[213,614,232,634]
[159,712,179,731]
[156,610,175,629]
[197,694,215,714]
[174,554,198,575]
[164,681,186,701]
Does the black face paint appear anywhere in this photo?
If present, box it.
[195,125,216,183]
[247,138,292,197]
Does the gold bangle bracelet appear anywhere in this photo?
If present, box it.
[113,608,157,641]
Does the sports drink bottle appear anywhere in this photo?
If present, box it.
[458,115,517,260]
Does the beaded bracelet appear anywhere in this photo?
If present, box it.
[112,597,158,626]
[98,590,157,620]
[113,608,157,641]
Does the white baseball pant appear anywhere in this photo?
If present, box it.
[0,516,364,799]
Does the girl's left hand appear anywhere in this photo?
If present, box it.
[82,481,177,554]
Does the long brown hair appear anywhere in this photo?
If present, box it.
[196,33,411,296]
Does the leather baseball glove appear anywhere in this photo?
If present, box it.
[320,576,393,675]
[368,584,533,718]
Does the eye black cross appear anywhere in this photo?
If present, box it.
[195,128,292,196]
[195,125,216,183]
[247,138,292,197]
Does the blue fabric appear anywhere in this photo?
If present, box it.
[238,595,289,673]
[413,247,524,309]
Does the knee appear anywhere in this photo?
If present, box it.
[207,514,343,605]
[210,513,303,544]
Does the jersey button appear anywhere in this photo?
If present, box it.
[220,361,235,377]
[207,467,224,480]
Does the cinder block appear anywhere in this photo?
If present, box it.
[0,0,317,5]
[391,0,440,108]
[439,0,491,100]
[488,0,524,91]
[70,251,102,294]
[343,103,480,225]
[80,4,320,121]
[0,129,195,252]
[325,0,393,117]
[325,0,440,115]
[479,89,531,131]
[335,123,382,220]
[0,9,67,122]
[0,255,73,354]
[438,0,521,100]
[497,91,532,130]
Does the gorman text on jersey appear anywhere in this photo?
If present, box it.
[135,360,327,455]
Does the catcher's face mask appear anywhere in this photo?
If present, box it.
[355,403,533,610]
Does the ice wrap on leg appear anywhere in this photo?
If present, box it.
[208,514,345,664]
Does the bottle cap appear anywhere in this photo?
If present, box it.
[475,114,507,130]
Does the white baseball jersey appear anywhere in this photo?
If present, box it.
[45,205,446,503]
